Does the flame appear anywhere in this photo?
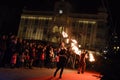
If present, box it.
[71,39,77,44]
[62,31,68,38]
[71,40,81,55]
[89,53,95,62]
[61,31,95,62]
[62,31,81,55]
[61,31,81,55]
[66,38,69,44]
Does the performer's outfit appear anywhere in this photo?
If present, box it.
[78,52,87,74]
[53,48,67,79]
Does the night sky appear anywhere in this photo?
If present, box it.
[0,0,119,35]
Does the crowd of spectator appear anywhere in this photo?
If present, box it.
[0,33,79,69]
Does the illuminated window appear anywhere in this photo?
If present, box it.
[34,19,38,25]
[33,25,37,34]
[24,19,28,25]
[23,26,27,33]
[33,20,38,34]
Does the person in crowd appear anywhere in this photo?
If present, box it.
[25,53,30,68]
[0,35,7,67]
[39,46,46,68]
[49,47,55,68]
[45,44,51,68]
[29,43,36,69]
[77,50,88,74]
[10,52,18,68]
[19,52,26,68]
[53,42,67,79]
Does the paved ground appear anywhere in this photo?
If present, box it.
[0,67,101,80]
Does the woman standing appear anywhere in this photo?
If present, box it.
[53,42,67,79]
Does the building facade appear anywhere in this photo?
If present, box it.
[17,0,109,51]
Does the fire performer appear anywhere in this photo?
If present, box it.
[53,42,67,79]
[77,50,88,74]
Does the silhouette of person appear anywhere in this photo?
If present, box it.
[53,42,67,79]
[77,50,88,74]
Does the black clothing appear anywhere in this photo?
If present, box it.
[54,48,67,78]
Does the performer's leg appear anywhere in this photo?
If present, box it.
[77,66,80,74]
[54,67,60,77]
[82,63,86,74]
[59,67,64,78]
[78,63,81,74]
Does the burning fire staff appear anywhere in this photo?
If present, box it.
[77,50,88,74]
[53,42,67,79]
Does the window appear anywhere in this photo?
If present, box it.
[33,25,37,34]
[34,19,38,25]
[24,19,28,25]
[23,26,27,32]
[45,20,49,25]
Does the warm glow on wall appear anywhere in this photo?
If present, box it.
[21,16,52,20]
[78,20,96,24]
